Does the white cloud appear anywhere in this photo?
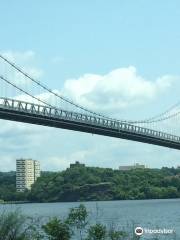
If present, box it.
[12,65,175,118]
[63,66,175,114]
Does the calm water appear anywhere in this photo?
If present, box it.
[1,199,180,239]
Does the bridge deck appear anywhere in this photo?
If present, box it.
[0,98,180,150]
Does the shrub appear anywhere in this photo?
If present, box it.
[42,217,71,240]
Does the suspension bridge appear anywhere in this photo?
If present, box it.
[0,54,180,150]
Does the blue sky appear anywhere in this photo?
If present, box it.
[1,0,180,171]
[2,0,180,79]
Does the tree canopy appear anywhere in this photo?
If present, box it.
[1,166,180,202]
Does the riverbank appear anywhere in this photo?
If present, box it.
[0,200,31,204]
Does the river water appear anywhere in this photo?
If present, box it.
[0,199,179,239]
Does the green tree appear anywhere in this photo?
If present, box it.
[108,228,128,240]
[42,217,71,240]
[66,204,89,240]
[86,224,106,240]
[0,209,41,240]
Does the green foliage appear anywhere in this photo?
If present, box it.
[0,171,28,202]
[86,224,107,240]
[43,205,126,240]
[0,171,16,201]
[66,204,89,239]
[42,217,71,240]
[0,209,41,240]
[67,204,88,228]
[1,167,180,202]
[29,167,180,202]
[108,228,128,240]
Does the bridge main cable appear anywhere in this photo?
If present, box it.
[0,75,57,110]
[0,54,116,121]
[0,54,180,124]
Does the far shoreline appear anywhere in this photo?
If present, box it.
[1,197,180,205]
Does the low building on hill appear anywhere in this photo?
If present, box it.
[119,163,146,171]
[70,161,85,168]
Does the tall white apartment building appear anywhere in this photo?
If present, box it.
[16,159,40,192]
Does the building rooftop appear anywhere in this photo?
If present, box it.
[70,161,85,168]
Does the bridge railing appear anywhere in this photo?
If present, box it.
[0,97,180,143]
